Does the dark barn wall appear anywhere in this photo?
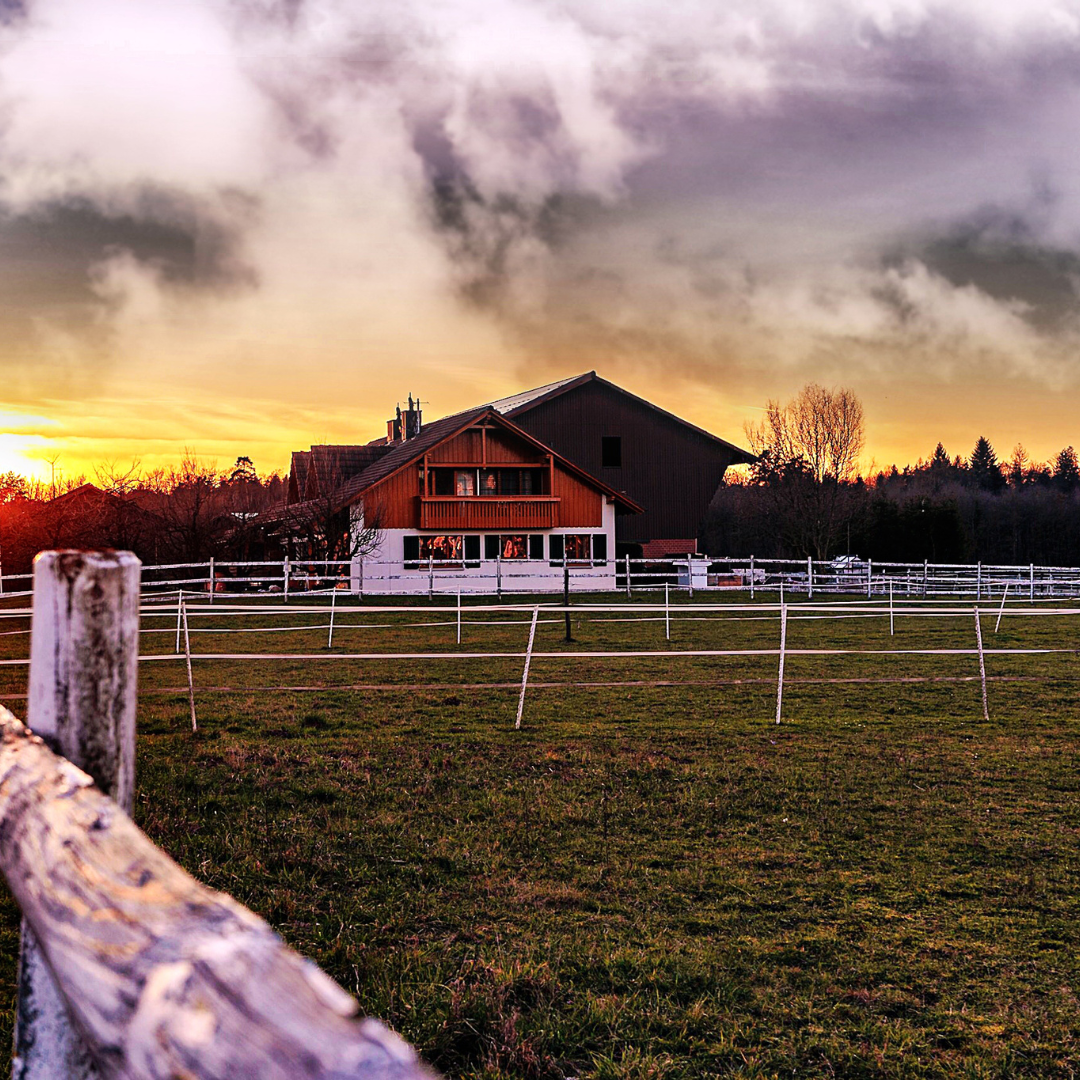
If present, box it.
[509,381,738,545]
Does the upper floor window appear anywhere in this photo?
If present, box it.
[602,436,622,468]
[454,470,476,496]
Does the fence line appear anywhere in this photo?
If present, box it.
[8,554,1080,602]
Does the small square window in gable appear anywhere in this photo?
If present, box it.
[602,436,622,468]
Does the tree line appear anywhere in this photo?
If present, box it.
[0,455,287,577]
[703,385,1080,566]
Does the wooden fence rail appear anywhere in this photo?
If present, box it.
[1,551,432,1080]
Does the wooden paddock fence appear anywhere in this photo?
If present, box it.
[1,550,432,1080]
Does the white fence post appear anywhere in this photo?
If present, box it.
[977,561,982,600]
[665,582,670,641]
[889,580,894,636]
[807,556,813,598]
[208,556,215,604]
[625,553,631,598]
[974,607,989,722]
[994,582,1010,634]
[174,588,183,654]
[923,559,928,597]
[1030,563,1035,601]
[867,558,872,598]
[456,590,462,645]
[775,602,788,725]
[749,555,755,600]
[327,586,337,649]
[181,599,197,733]
[515,606,540,729]
[18,550,141,1080]
[686,558,693,599]
[428,555,434,598]
[283,557,290,604]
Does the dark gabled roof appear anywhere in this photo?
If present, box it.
[491,370,756,464]
[332,406,643,513]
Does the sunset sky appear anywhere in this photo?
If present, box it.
[2,0,1080,482]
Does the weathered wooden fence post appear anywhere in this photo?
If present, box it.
[17,550,141,1080]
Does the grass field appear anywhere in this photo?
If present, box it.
[0,591,1078,1077]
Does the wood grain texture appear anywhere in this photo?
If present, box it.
[0,706,434,1080]
[18,549,142,1080]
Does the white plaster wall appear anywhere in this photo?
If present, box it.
[350,502,619,595]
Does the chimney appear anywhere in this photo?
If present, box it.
[403,393,422,440]
[386,404,403,444]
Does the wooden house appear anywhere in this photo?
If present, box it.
[285,403,641,594]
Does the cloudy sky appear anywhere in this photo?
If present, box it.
[2,0,1080,479]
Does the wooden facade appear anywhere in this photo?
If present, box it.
[500,374,755,548]
[359,412,628,530]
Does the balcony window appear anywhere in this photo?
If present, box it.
[454,470,476,496]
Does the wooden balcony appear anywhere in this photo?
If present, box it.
[419,496,560,531]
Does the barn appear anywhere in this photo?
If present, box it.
[488,372,755,556]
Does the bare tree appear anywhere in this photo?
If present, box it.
[745,384,866,560]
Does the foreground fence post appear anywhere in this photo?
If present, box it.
[664,582,670,641]
[889,580,894,636]
[749,555,755,600]
[515,606,539,730]
[18,550,141,1080]
[775,602,788,725]
[327,586,337,649]
[563,561,572,642]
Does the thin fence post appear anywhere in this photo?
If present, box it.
[208,556,215,605]
[1030,563,1035,601]
[515,606,540,729]
[923,559,928,597]
[867,558,872,598]
[283,557,290,604]
[889,580,894,636]
[750,555,755,600]
[563,560,572,642]
[995,582,1010,634]
[327,585,336,649]
[977,561,982,601]
[428,555,434,599]
[175,588,183,654]
[775,602,788,725]
[974,607,990,722]
[457,590,462,645]
[687,558,693,599]
[497,556,502,599]
[625,553,631,598]
[19,549,141,1080]
[181,599,197,733]
[807,556,813,598]
[665,581,670,641]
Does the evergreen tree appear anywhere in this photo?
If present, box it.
[969,436,1004,490]
[930,442,950,469]
[1053,446,1080,491]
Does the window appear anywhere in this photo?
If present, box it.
[483,534,545,559]
[602,436,622,468]
[404,534,472,569]
[479,468,545,496]
[549,533,608,565]
[455,470,476,496]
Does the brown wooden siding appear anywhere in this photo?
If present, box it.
[366,424,603,530]
[509,381,739,544]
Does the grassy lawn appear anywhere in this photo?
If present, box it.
[0,592,1078,1077]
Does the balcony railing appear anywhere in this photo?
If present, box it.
[419,496,560,530]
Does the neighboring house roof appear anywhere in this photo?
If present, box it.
[334,406,643,514]
[490,370,756,464]
[289,451,311,501]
